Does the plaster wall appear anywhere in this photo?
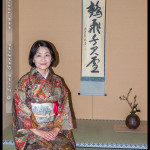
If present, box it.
[3,0,147,129]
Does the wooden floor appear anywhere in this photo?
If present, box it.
[3,119,147,150]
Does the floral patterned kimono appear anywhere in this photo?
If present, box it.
[12,67,75,150]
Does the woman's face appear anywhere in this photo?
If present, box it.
[33,46,52,72]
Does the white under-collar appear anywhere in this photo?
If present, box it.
[36,69,49,79]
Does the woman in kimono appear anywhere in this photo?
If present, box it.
[12,40,75,150]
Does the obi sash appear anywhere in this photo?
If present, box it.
[31,102,58,123]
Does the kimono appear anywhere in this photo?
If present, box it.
[12,67,75,150]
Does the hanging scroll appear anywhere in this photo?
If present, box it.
[80,0,106,95]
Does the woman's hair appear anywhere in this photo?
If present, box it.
[29,40,56,67]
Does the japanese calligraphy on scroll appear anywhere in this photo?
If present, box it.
[80,0,106,95]
[81,0,105,78]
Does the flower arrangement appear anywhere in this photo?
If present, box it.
[119,88,141,114]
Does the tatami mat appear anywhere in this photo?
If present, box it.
[3,119,147,149]
[72,119,147,149]
[2,145,129,150]
[3,145,16,150]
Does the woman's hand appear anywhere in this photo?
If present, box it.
[48,127,60,140]
[30,128,60,141]
[30,129,55,141]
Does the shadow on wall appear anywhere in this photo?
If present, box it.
[49,41,60,68]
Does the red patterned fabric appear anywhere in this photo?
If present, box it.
[12,67,75,150]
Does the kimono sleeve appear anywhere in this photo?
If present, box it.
[53,85,74,131]
[12,75,37,131]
